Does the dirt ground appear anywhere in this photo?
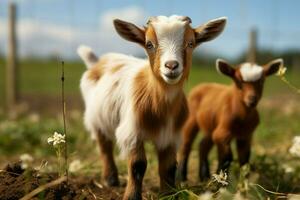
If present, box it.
[0,163,126,200]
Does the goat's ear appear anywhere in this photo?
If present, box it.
[113,19,145,46]
[216,59,235,77]
[194,17,227,45]
[264,58,283,76]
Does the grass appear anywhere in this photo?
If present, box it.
[1,59,299,98]
[0,59,300,199]
[0,59,84,106]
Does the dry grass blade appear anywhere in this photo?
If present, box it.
[93,180,104,189]
[87,187,98,200]
[20,176,67,200]
[0,169,21,176]
[61,61,68,180]
[250,183,300,198]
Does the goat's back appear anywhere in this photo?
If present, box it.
[187,83,232,134]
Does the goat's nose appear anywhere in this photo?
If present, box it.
[165,60,179,70]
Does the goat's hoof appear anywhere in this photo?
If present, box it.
[177,172,187,182]
[104,174,120,187]
[199,174,210,182]
[199,170,210,182]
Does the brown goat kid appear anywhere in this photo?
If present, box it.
[178,58,283,181]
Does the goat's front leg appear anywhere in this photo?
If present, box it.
[199,136,213,181]
[123,142,147,200]
[216,141,233,172]
[236,136,252,166]
[213,129,233,173]
[96,131,119,186]
[157,145,177,193]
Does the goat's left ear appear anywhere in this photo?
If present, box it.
[264,58,283,76]
[194,17,227,45]
[216,59,235,78]
[113,19,145,46]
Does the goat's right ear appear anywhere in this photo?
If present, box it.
[216,59,235,77]
[113,19,145,46]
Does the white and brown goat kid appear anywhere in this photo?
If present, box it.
[78,15,226,200]
[178,59,283,181]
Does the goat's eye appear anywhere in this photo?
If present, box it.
[146,41,154,49]
[187,41,193,48]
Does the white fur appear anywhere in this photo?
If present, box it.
[79,48,179,156]
[240,63,263,82]
[152,118,180,150]
[77,45,98,69]
[151,15,186,84]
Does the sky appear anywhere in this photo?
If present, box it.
[0,0,300,60]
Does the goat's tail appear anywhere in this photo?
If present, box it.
[77,45,98,69]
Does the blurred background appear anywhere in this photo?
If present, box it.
[0,0,300,115]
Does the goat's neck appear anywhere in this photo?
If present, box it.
[230,84,255,119]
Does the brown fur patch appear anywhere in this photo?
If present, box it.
[173,95,188,131]
[133,68,167,133]
[87,65,103,82]
[182,26,196,81]
[110,64,124,74]
[145,25,160,75]
[132,67,187,136]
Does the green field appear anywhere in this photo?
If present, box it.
[0,59,300,199]
[1,59,299,97]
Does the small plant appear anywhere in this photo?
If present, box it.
[276,64,300,94]
[47,131,66,176]
[211,170,229,186]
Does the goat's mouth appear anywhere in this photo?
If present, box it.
[245,100,258,108]
[162,72,182,84]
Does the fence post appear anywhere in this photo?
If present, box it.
[247,28,257,63]
[6,2,18,118]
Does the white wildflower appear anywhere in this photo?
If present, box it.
[289,136,300,158]
[277,66,287,77]
[69,159,83,173]
[19,153,34,169]
[47,131,65,146]
[212,170,228,186]
[20,153,33,162]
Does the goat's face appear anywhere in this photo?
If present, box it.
[216,59,283,108]
[114,16,227,85]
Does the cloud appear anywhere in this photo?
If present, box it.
[100,5,147,32]
[0,5,148,59]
